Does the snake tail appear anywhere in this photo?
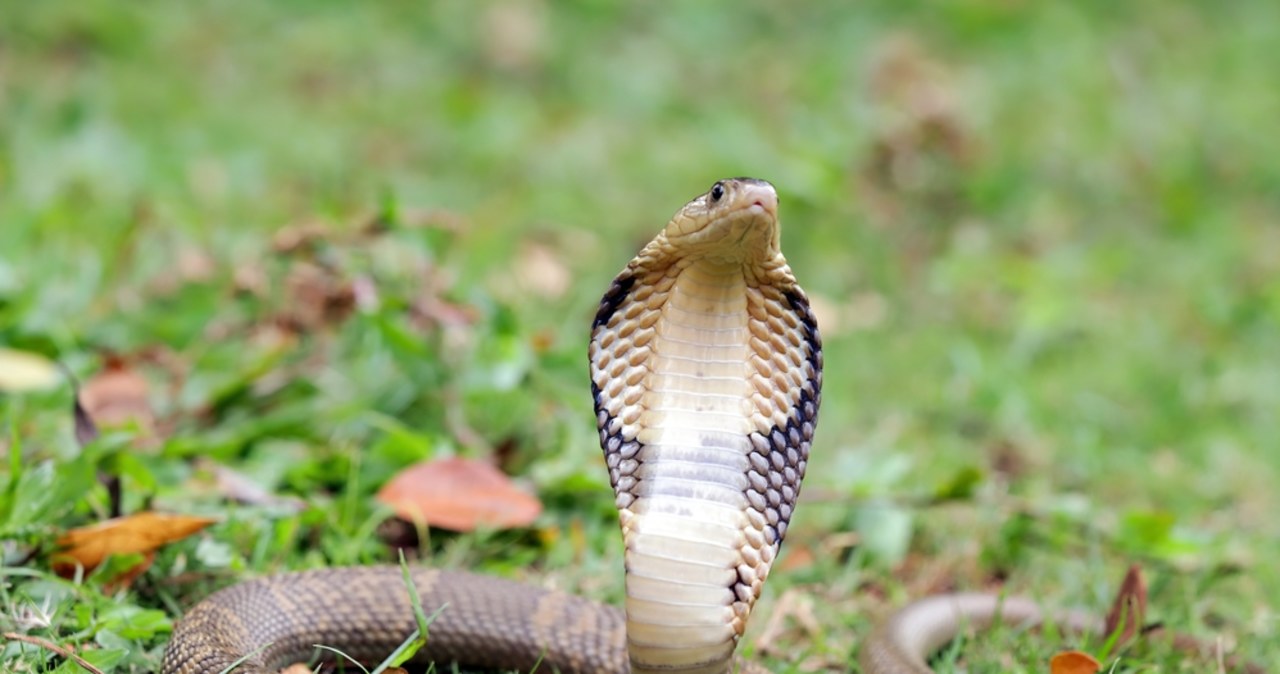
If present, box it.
[859,594,1104,674]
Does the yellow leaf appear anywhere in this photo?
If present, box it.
[0,348,60,392]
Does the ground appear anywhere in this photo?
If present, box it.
[1,2,1278,672]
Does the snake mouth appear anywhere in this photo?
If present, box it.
[739,182,778,221]
[734,193,778,251]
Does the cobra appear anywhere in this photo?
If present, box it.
[161,178,1099,674]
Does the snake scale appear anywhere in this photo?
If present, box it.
[161,178,1100,674]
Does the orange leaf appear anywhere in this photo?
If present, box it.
[102,550,156,592]
[52,512,218,576]
[1104,564,1148,647]
[376,457,542,532]
[1050,650,1100,674]
[778,543,816,572]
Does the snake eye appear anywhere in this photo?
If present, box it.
[709,182,725,202]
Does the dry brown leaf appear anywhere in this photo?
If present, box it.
[150,248,218,296]
[233,262,269,298]
[79,359,155,439]
[177,248,217,283]
[52,512,218,577]
[272,221,332,254]
[411,294,477,330]
[198,459,305,512]
[777,542,815,573]
[482,1,547,72]
[1104,564,1147,647]
[806,294,842,338]
[282,261,355,330]
[859,32,973,274]
[100,550,156,592]
[513,243,570,299]
[1049,650,1100,674]
[376,457,542,532]
[352,274,380,312]
[865,33,971,182]
[529,328,556,354]
[755,589,820,658]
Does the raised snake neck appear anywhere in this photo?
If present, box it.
[160,179,1098,674]
[587,178,820,673]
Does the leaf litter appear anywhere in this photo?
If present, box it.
[376,456,543,532]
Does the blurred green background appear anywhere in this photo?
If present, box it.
[1,1,1277,671]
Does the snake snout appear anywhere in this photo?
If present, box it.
[738,183,778,219]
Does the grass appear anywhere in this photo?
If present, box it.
[2,1,1278,672]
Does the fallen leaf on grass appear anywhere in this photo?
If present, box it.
[1049,650,1100,674]
[1104,564,1147,647]
[376,457,541,531]
[79,359,155,439]
[777,542,815,573]
[52,512,218,578]
[513,243,570,299]
[198,459,305,512]
[0,348,61,392]
[411,293,477,330]
[755,588,820,657]
[272,220,333,254]
[98,550,157,590]
[282,261,356,330]
[148,247,218,296]
[482,1,546,72]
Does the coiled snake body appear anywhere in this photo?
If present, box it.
[161,179,1097,674]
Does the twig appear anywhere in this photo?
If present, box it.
[3,632,106,674]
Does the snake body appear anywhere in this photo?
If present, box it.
[161,179,1094,674]
[159,567,627,674]
[587,177,820,674]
